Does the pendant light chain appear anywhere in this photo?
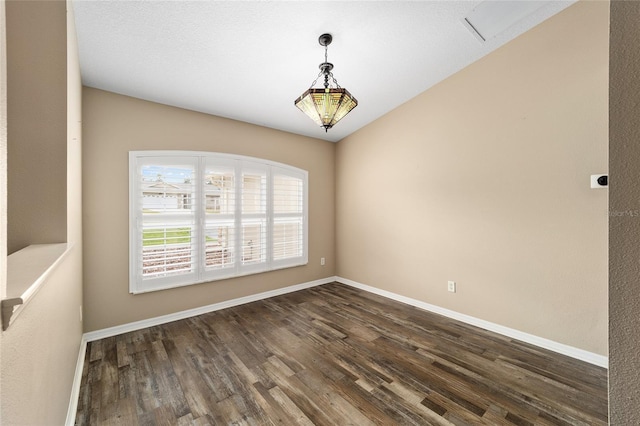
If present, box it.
[308,71,324,89]
[330,73,342,89]
[326,41,343,88]
[308,41,341,90]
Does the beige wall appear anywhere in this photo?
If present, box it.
[609,0,640,422]
[1,1,83,424]
[336,1,609,355]
[82,88,335,331]
[6,0,67,254]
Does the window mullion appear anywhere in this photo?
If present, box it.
[135,215,142,285]
[196,156,204,282]
[266,166,273,269]
[234,159,242,276]
[134,158,143,286]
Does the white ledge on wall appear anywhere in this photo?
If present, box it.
[1,243,71,331]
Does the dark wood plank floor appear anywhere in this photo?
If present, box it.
[75,282,608,425]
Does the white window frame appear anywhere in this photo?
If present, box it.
[129,151,308,294]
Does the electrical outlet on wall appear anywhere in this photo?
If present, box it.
[320,257,326,266]
[447,281,456,293]
[79,305,83,322]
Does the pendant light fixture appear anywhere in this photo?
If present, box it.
[294,33,358,132]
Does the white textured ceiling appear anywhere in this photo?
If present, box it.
[72,0,575,142]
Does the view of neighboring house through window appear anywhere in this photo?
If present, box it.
[130,151,308,294]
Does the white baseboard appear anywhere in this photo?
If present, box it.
[335,276,608,368]
[65,336,87,426]
[83,276,334,343]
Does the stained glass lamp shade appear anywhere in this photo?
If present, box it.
[295,88,358,132]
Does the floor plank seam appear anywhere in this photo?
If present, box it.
[74,283,608,426]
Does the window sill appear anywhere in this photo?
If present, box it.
[1,243,72,331]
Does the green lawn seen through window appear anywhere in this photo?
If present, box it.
[143,228,191,246]
[143,228,218,246]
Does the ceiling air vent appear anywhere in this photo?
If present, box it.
[462,0,552,42]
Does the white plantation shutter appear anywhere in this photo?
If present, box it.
[202,159,236,280]
[241,166,267,271]
[130,152,308,293]
[131,156,199,293]
[272,169,305,268]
